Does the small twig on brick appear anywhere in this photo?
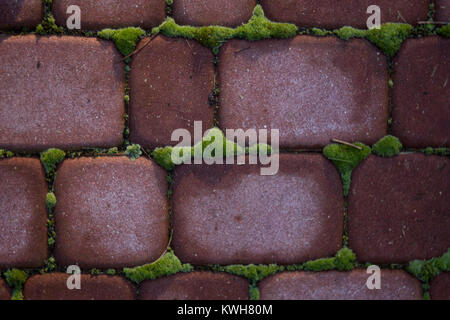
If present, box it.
[234,47,251,55]
[397,11,408,24]
[118,34,158,63]
[331,139,363,150]
[418,21,449,25]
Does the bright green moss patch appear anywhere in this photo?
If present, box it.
[220,264,284,282]
[40,148,66,174]
[406,249,450,282]
[152,147,175,170]
[437,25,450,38]
[423,147,450,156]
[125,144,142,161]
[124,251,193,283]
[0,149,14,158]
[366,23,412,57]
[304,247,356,271]
[4,268,27,300]
[36,14,63,35]
[46,192,56,211]
[323,142,371,196]
[106,269,116,276]
[372,135,403,157]
[311,28,332,37]
[249,286,260,300]
[98,27,146,56]
[334,26,367,40]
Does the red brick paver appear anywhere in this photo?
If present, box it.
[0,36,125,152]
[0,158,48,269]
[436,0,450,22]
[172,0,256,27]
[0,0,43,30]
[53,0,166,30]
[139,272,250,300]
[392,37,450,148]
[260,0,429,29]
[0,279,11,300]
[23,274,136,300]
[172,154,344,265]
[259,270,422,300]
[54,157,169,269]
[129,36,215,148]
[430,273,450,300]
[348,155,449,264]
[218,37,388,149]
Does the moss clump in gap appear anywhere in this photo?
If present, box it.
[107,147,119,155]
[0,149,14,158]
[46,192,56,211]
[372,135,403,157]
[437,25,450,38]
[36,14,63,35]
[323,142,371,196]
[124,251,193,283]
[406,249,450,282]
[165,0,173,14]
[4,268,27,300]
[311,28,332,37]
[125,144,142,161]
[106,269,116,276]
[334,26,367,40]
[304,247,356,271]
[97,27,146,56]
[219,264,284,283]
[152,147,175,170]
[249,286,260,300]
[366,23,413,57]
[423,147,450,156]
[41,256,57,273]
[40,148,66,174]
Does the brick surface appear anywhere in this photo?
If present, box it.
[392,37,450,148]
[129,36,215,148]
[430,273,450,300]
[172,154,344,265]
[436,0,450,22]
[0,0,43,30]
[218,37,388,149]
[348,154,449,264]
[259,270,422,300]
[0,158,48,269]
[53,0,166,30]
[172,0,256,27]
[0,36,125,152]
[0,279,11,300]
[139,272,250,300]
[260,0,429,29]
[23,274,136,300]
[54,157,169,269]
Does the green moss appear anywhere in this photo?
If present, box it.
[372,135,403,157]
[98,27,146,56]
[106,269,116,276]
[247,143,272,156]
[406,249,450,282]
[40,148,66,174]
[107,147,119,155]
[41,256,57,273]
[124,251,193,283]
[423,147,450,156]
[125,144,142,161]
[221,264,283,282]
[437,25,450,38]
[46,192,56,211]
[152,147,175,170]
[304,247,356,271]
[0,149,14,158]
[366,23,412,57]
[4,269,27,288]
[323,142,371,195]
[249,286,260,300]
[36,14,63,35]
[311,28,332,37]
[334,26,367,40]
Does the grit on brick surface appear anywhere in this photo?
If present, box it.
[436,0,450,22]
[172,154,344,265]
[218,37,388,149]
[0,279,11,300]
[0,35,125,152]
[129,36,215,148]
[0,158,48,269]
[348,154,450,264]
[52,0,166,30]
[392,37,450,148]
[23,274,136,300]
[259,270,423,300]
[0,0,43,30]
[430,273,450,300]
[139,272,250,300]
[172,0,256,27]
[260,0,429,29]
[54,157,169,269]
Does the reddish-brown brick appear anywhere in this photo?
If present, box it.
[129,36,215,148]
[23,274,136,300]
[172,0,256,27]
[259,270,422,300]
[218,37,388,149]
[0,279,11,300]
[430,273,450,300]
[392,37,450,148]
[436,0,450,22]
[348,155,449,264]
[260,0,429,29]
[53,0,166,30]
[0,158,48,269]
[0,35,124,152]
[172,154,344,265]
[54,157,169,269]
[139,272,250,300]
[0,0,43,30]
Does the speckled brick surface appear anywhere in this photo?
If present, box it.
[430,273,450,300]
[436,0,450,22]
[0,0,43,30]
[0,279,11,300]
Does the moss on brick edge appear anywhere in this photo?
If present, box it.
[4,268,27,300]
[97,27,146,56]
[36,14,63,35]
[40,148,66,174]
[125,144,142,161]
[372,135,403,157]
[0,149,14,158]
[406,249,450,283]
[437,25,450,38]
[304,247,357,272]
[422,147,450,156]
